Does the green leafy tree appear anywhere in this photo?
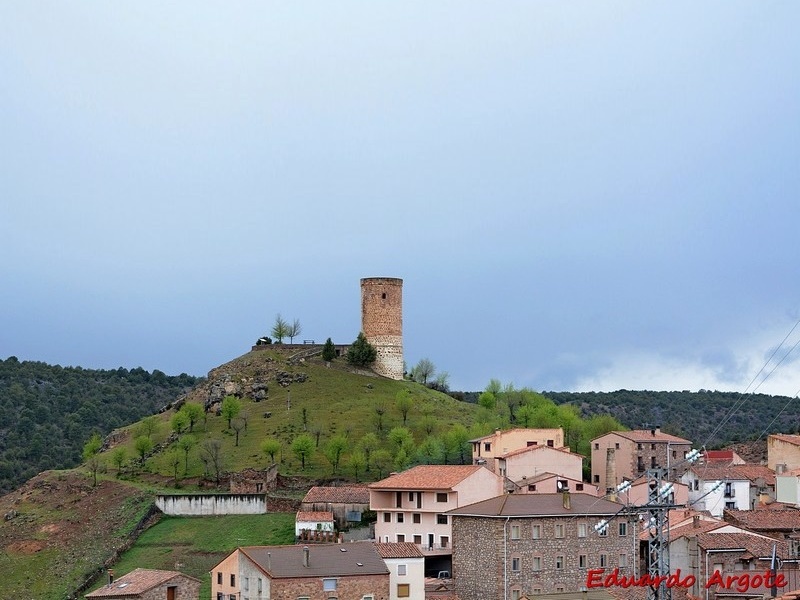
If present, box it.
[292,433,315,469]
[287,318,302,344]
[478,391,496,410]
[393,446,411,471]
[515,404,536,427]
[359,432,379,471]
[111,446,127,475]
[177,434,196,474]
[323,434,348,474]
[348,450,366,480]
[221,395,242,429]
[388,426,414,452]
[444,424,471,464]
[134,435,153,466]
[180,403,204,432]
[82,433,103,487]
[346,332,377,367]
[261,438,281,465]
[372,448,392,478]
[416,436,446,464]
[322,337,336,362]
[171,410,189,434]
[137,415,160,440]
[271,314,289,343]
[395,390,413,425]
[419,415,438,436]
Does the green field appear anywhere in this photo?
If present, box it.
[85,513,296,598]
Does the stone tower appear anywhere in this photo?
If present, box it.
[360,277,403,380]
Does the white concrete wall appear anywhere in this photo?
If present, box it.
[385,556,425,600]
[156,494,266,516]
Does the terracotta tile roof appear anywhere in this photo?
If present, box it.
[468,427,562,443]
[664,519,726,541]
[374,542,425,559]
[725,508,800,531]
[770,434,800,446]
[241,542,389,578]
[606,429,692,444]
[369,465,485,490]
[296,511,334,522]
[695,532,788,558]
[86,569,198,597]
[688,463,775,485]
[301,485,370,504]
[448,492,623,517]
[500,444,583,460]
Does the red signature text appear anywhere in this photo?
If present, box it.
[587,568,788,592]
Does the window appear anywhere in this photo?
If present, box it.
[598,525,608,537]
[547,439,554,447]
[413,535,422,544]
[436,493,448,502]
[323,579,337,591]
[594,443,599,450]
[619,554,628,568]
[528,484,536,492]
[396,492,402,508]
[725,501,736,509]
[511,589,521,600]
[398,583,410,598]
[694,479,699,491]
[578,523,587,538]
[556,556,564,569]
[409,492,415,502]
[484,442,491,452]
[600,554,607,567]
[638,443,643,450]
[258,579,262,593]
[383,512,391,522]
[576,483,584,491]
[244,576,249,591]
[531,525,541,539]
[533,588,542,595]
[511,556,521,571]
[618,522,627,536]
[556,587,565,593]
[532,556,542,571]
[413,513,421,524]
[437,514,448,525]
[217,573,222,585]
[790,540,800,558]
[615,442,620,449]
[579,554,587,568]
[230,574,235,587]
[440,535,449,548]
[297,597,310,600]
[651,456,657,468]
[397,512,404,523]
[397,534,405,542]
[554,524,564,538]
[398,564,407,576]
[510,524,520,539]
[593,475,600,483]
[217,594,224,600]
[672,450,677,459]
[363,596,375,600]
[651,443,656,450]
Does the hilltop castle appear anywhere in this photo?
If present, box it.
[360,277,404,380]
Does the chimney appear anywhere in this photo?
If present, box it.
[303,546,309,568]
[267,552,271,570]
[692,515,700,528]
[562,490,571,510]
[108,569,114,585]
[606,448,617,501]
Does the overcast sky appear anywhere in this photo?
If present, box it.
[2,3,800,397]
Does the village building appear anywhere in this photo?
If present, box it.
[617,478,689,506]
[471,428,565,467]
[369,464,504,557]
[300,485,370,530]
[448,492,634,600]
[85,568,200,600]
[590,428,693,495]
[494,444,585,484]
[682,463,776,517]
[509,471,599,496]
[375,542,426,600]
[724,506,800,542]
[295,510,335,541]
[777,468,800,506]
[210,542,390,600]
[769,434,800,473]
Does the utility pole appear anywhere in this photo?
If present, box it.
[646,467,673,600]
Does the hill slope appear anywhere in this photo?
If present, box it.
[0,356,201,493]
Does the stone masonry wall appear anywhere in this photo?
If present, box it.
[453,514,633,600]
[138,577,200,600]
[271,573,390,600]
[361,277,403,380]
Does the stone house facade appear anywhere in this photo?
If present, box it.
[229,466,278,494]
[590,428,693,494]
[85,568,200,600]
[210,542,390,600]
[448,493,634,600]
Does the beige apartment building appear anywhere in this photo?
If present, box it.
[471,428,565,466]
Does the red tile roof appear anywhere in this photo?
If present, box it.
[369,465,485,490]
[688,463,775,485]
[302,485,370,504]
[606,429,692,444]
[296,511,334,522]
[694,532,788,558]
[725,508,800,531]
[86,569,199,598]
[374,542,425,559]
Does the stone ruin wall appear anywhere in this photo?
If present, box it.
[360,277,404,380]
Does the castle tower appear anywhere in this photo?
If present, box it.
[360,277,403,380]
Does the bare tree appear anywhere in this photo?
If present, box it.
[201,438,224,485]
[231,417,246,446]
[287,318,302,343]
